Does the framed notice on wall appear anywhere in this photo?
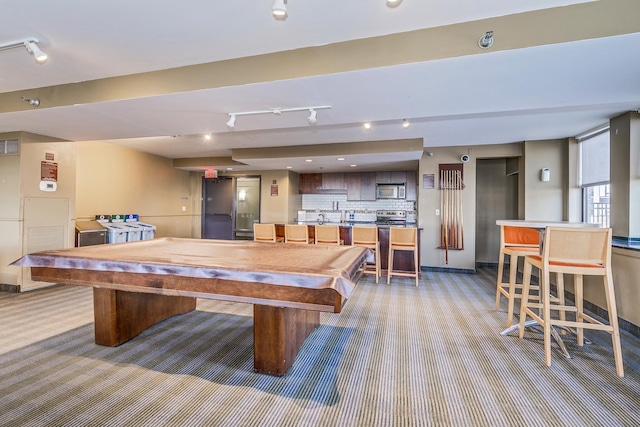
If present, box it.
[423,174,435,189]
[270,184,278,196]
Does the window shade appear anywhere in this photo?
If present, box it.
[580,130,609,186]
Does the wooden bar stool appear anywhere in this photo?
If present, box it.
[315,225,342,245]
[284,224,313,244]
[495,225,541,327]
[352,226,380,283]
[518,227,624,377]
[387,227,419,287]
[253,223,284,243]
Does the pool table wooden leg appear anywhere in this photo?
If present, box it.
[93,288,196,346]
[253,304,320,376]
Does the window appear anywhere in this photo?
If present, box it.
[579,126,610,227]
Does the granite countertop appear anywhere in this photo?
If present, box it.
[612,238,640,252]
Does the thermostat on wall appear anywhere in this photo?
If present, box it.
[39,181,57,192]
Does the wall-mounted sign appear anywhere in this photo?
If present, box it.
[423,174,435,189]
[45,152,55,161]
[270,184,278,196]
[40,161,58,192]
[41,161,58,182]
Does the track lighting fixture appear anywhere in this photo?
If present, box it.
[25,41,48,62]
[0,39,47,63]
[21,97,40,107]
[272,0,287,18]
[226,114,236,128]
[226,105,330,128]
[402,119,410,128]
[307,109,317,124]
[478,31,494,49]
[363,122,372,130]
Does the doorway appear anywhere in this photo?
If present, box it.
[202,176,261,240]
[475,158,519,263]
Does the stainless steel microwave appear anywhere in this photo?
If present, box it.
[376,184,406,199]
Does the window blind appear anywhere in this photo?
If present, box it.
[580,130,609,186]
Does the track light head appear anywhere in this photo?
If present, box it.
[25,40,47,62]
[272,0,287,18]
[21,96,40,107]
[226,114,236,128]
[402,119,410,128]
[363,122,372,130]
[386,0,402,7]
[307,109,317,124]
[0,38,47,64]
[478,31,494,49]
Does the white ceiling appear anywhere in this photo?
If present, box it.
[1,0,639,173]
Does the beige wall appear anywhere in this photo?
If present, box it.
[0,143,22,285]
[523,139,566,221]
[417,143,523,270]
[76,141,197,239]
[0,134,76,290]
[237,169,301,224]
[610,111,640,239]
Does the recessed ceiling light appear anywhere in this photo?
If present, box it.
[402,119,410,128]
[204,134,212,140]
[337,157,345,161]
[350,164,357,167]
[305,159,313,162]
[363,122,371,130]
[286,166,293,169]
[226,167,233,170]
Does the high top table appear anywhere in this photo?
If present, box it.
[495,220,602,357]
[13,237,369,376]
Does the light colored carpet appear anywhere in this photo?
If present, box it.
[1,268,639,426]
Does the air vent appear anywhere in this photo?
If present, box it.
[1,139,19,155]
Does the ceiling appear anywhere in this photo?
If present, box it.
[1,0,639,173]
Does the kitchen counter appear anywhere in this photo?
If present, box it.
[296,221,418,228]
[274,223,421,275]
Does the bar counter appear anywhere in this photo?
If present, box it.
[275,223,421,276]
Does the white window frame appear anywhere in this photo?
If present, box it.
[577,124,610,227]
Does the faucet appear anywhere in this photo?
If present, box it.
[317,213,325,224]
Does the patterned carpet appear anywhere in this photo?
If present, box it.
[1,268,639,426]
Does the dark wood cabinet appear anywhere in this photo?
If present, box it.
[299,173,346,194]
[361,172,376,200]
[302,170,415,198]
[405,170,417,201]
[345,172,376,201]
[376,171,406,184]
[299,173,322,194]
[321,173,345,191]
[346,173,361,200]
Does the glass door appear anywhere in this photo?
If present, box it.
[234,176,261,240]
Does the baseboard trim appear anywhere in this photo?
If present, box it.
[421,266,476,274]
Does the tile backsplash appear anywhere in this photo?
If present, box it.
[301,194,416,219]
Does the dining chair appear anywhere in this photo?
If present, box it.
[518,227,624,377]
[352,226,380,283]
[315,225,342,245]
[495,225,541,327]
[387,227,419,286]
[284,224,313,244]
[253,223,284,243]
